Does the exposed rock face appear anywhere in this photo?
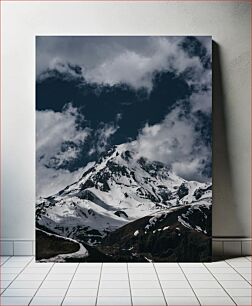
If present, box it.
[36,144,212,261]
[98,204,212,262]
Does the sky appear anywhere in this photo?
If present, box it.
[36,36,212,198]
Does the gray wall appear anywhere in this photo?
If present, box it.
[1,1,250,240]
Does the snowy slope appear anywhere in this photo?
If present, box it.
[36,143,212,245]
[98,202,212,262]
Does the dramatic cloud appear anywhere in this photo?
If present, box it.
[131,97,211,182]
[85,38,201,90]
[37,36,211,91]
[36,36,212,188]
[36,104,91,197]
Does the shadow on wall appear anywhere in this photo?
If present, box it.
[212,41,245,238]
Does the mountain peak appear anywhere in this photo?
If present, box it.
[36,144,211,246]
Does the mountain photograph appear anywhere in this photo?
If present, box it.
[36,36,212,262]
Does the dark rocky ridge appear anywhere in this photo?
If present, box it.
[98,204,212,262]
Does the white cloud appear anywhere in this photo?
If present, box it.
[36,37,212,185]
[36,166,86,199]
[84,37,206,91]
[37,36,211,92]
[38,58,81,82]
[89,122,119,156]
[172,158,206,182]
[36,104,91,197]
[190,90,212,114]
[131,100,211,182]
[133,107,194,163]
[197,36,212,57]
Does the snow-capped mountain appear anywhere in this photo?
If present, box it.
[36,143,212,245]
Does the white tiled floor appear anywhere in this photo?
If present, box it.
[0,256,251,305]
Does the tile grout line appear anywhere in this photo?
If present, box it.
[0,256,34,296]
[28,261,55,305]
[61,263,80,306]
[153,262,168,306]
[0,256,13,305]
[126,263,133,306]
[1,255,13,291]
[0,254,12,293]
[178,263,202,306]
[225,260,252,286]
[1,257,250,305]
[203,263,238,305]
[0,255,12,266]
[244,257,251,262]
[95,262,103,306]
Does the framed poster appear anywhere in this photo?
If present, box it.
[36,36,212,262]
